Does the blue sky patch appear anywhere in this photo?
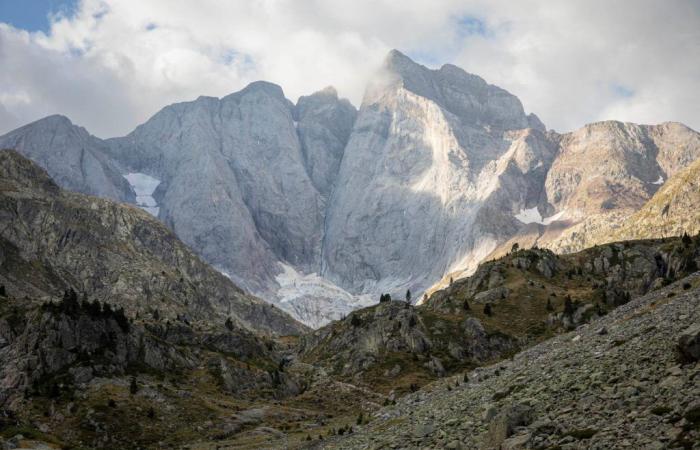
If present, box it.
[0,0,77,32]
[610,83,635,98]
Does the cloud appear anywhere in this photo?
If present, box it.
[0,0,698,137]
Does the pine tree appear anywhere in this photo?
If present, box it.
[0,285,5,297]
[563,295,574,317]
[463,299,470,311]
[511,243,520,253]
[129,376,139,395]
[449,277,454,286]
[62,288,79,313]
[546,298,554,311]
[405,289,411,303]
[225,317,234,331]
[682,232,692,246]
[483,303,493,316]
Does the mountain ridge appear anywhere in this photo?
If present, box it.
[2,50,700,328]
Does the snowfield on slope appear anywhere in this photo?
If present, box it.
[124,172,160,216]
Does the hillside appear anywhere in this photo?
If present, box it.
[0,149,306,336]
[324,274,700,448]
[297,234,700,396]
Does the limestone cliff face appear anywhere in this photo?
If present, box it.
[322,50,555,295]
[0,150,307,336]
[295,86,357,200]
[107,82,330,295]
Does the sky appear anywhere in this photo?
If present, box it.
[0,0,699,138]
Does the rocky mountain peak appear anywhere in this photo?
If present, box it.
[233,80,288,101]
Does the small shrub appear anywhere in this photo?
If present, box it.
[565,428,598,440]
[651,406,672,416]
[129,376,138,395]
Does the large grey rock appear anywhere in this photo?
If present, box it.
[677,324,700,362]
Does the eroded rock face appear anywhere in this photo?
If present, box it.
[322,50,556,295]
[295,86,357,199]
[107,82,329,295]
[0,150,307,336]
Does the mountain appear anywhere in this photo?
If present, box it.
[429,120,700,290]
[2,50,700,328]
[324,274,700,448]
[611,156,700,239]
[0,115,133,202]
[0,149,306,336]
[322,50,556,297]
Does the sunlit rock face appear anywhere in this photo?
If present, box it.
[321,50,555,295]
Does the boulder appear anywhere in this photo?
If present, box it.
[677,324,700,362]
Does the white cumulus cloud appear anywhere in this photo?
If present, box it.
[0,0,698,137]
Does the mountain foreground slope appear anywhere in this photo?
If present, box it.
[323,274,700,449]
[0,149,306,336]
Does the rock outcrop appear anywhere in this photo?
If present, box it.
[297,300,517,392]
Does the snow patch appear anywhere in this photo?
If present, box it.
[215,266,233,280]
[124,173,160,217]
[275,263,375,328]
[651,175,664,185]
[515,207,565,225]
